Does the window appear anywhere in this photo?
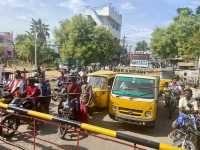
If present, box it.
[88,76,107,89]
[112,76,155,99]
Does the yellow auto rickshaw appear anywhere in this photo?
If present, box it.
[87,70,116,108]
[159,70,175,92]
[109,74,160,127]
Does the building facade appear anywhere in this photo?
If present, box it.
[0,32,14,59]
[84,5,122,39]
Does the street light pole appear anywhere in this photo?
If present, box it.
[34,31,37,68]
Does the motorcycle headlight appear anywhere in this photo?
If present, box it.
[145,111,152,118]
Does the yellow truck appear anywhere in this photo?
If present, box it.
[109,74,160,127]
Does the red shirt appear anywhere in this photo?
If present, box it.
[65,83,81,99]
[25,86,40,97]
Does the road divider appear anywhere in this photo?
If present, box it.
[0,102,182,150]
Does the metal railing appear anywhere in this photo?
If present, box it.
[0,102,183,150]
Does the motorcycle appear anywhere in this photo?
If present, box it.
[0,98,41,137]
[57,93,79,139]
[169,111,200,150]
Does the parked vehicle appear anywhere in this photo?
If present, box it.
[109,74,159,127]
[159,70,174,93]
[87,71,116,108]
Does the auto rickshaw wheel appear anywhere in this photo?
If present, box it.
[1,114,20,137]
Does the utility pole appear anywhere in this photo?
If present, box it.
[34,31,38,68]
[122,35,126,49]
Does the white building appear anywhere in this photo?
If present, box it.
[84,5,122,39]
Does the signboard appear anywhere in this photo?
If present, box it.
[130,60,149,68]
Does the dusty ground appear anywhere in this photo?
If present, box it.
[0,100,175,150]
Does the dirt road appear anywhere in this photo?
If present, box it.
[0,101,176,150]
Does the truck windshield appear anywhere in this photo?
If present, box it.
[112,76,155,99]
[88,76,107,89]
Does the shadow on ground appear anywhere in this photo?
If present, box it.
[89,102,178,138]
[8,131,88,150]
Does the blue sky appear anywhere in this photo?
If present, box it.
[0,0,200,46]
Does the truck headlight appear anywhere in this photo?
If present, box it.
[145,111,152,118]
[112,106,118,111]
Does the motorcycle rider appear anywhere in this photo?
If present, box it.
[56,71,67,90]
[38,77,51,96]
[58,75,81,120]
[168,76,182,95]
[5,70,25,97]
[172,88,199,129]
[178,88,198,113]
[11,78,40,107]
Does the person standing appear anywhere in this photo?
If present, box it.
[80,75,94,123]
[38,77,51,96]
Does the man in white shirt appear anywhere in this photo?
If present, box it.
[168,77,182,94]
[171,88,199,130]
[178,88,198,112]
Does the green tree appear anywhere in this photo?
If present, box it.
[196,6,200,15]
[151,6,200,60]
[176,7,193,16]
[135,40,149,51]
[30,18,50,47]
[15,34,34,63]
[0,46,4,57]
[151,27,178,59]
[15,19,58,66]
[0,46,5,63]
[55,15,122,66]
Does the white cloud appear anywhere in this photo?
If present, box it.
[0,0,47,8]
[0,0,27,8]
[16,15,32,21]
[120,1,135,11]
[58,0,86,14]
[16,15,28,21]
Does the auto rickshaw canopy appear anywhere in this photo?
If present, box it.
[88,70,116,79]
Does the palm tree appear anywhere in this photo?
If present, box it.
[30,18,50,48]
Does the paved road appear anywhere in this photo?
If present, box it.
[0,101,177,150]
